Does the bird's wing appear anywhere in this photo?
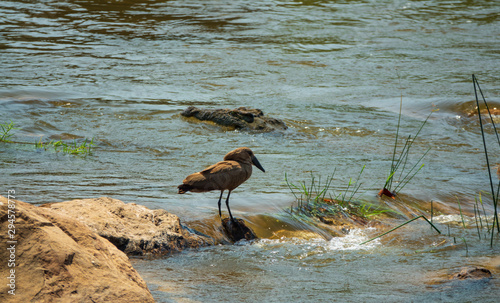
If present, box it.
[200,161,240,175]
[198,161,247,190]
[182,160,246,192]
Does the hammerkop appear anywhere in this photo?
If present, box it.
[178,147,265,222]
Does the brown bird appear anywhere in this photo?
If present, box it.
[178,147,265,222]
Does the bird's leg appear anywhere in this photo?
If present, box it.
[218,190,224,220]
[225,191,235,222]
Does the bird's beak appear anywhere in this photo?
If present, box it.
[252,156,265,173]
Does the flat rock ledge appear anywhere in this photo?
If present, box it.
[41,197,213,255]
[181,106,288,132]
[0,196,155,303]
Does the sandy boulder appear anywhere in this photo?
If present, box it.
[41,197,212,255]
[0,196,154,303]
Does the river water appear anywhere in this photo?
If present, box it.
[1,0,499,302]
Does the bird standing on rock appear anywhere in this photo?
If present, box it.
[178,147,265,222]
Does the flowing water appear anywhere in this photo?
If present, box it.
[1,0,499,302]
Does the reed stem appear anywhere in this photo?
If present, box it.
[360,215,441,245]
[474,204,481,240]
[457,197,466,229]
[472,74,500,245]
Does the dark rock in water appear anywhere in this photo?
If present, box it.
[426,266,493,286]
[452,266,493,280]
[181,106,287,132]
[221,218,258,242]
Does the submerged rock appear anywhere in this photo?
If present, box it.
[427,266,494,286]
[181,106,288,132]
[452,266,493,280]
[221,218,258,242]
[0,196,154,303]
[41,197,212,255]
[466,107,500,118]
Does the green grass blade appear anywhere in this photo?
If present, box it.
[360,215,441,245]
[456,197,466,229]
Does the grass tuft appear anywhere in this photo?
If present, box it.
[2,120,95,156]
[0,120,19,142]
[285,169,393,224]
[36,137,95,155]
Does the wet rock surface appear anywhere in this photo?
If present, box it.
[0,196,155,303]
[426,266,494,286]
[41,197,212,256]
[181,106,288,132]
[452,266,493,280]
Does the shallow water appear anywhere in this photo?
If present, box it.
[133,218,500,303]
[1,0,499,302]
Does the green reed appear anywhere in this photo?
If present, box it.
[476,192,490,232]
[474,203,481,240]
[342,165,366,204]
[456,197,467,229]
[383,108,435,195]
[381,78,436,196]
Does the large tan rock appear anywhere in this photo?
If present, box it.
[0,196,154,303]
[41,197,211,255]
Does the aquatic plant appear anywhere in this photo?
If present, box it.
[457,197,469,229]
[476,192,491,233]
[285,171,335,208]
[1,120,95,155]
[0,120,18,142]
[379,87,436,198]
[35,137,95,155]
[472,74,500,246]
[285,169,392,223]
